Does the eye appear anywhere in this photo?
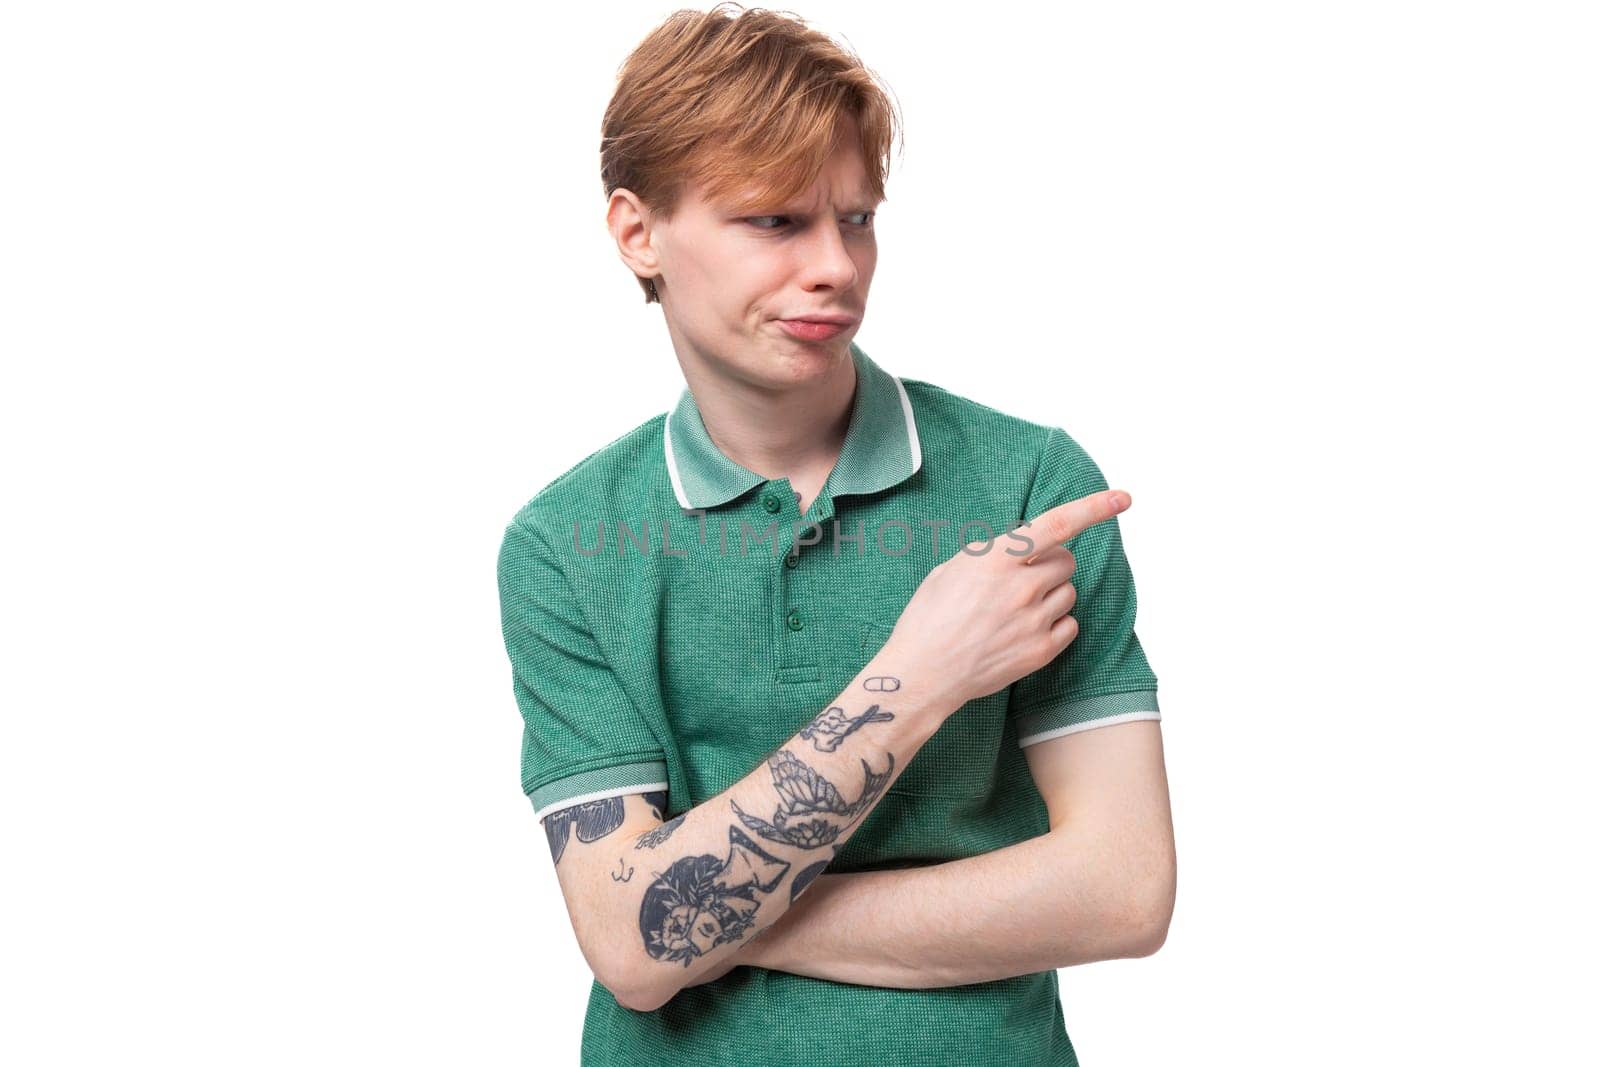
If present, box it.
[744,212,875,230]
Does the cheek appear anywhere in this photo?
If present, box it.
[696,244,773,293]
[857,243,878,278]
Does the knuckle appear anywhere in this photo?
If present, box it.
[1030,632,1057,664]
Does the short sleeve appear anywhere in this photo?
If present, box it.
[1006,427,1161,748]
[496,517,669,821]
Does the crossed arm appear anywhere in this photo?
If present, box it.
[540,718,1173,1005]
[686,717,1175,991]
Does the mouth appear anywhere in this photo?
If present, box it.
[782,314,859,326]
[777,318,855,341]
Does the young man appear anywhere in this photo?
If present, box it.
[496,6,1175,1064]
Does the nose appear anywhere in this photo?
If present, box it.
[796,220,860,292]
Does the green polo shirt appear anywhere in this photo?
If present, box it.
[496,340,1159,1066]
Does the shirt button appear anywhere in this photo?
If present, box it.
[761,493,781,513]
[786,609,803,631]
[783,553,799,569]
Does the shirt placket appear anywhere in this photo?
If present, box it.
[761,480,836,686]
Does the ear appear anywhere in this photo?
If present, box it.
[607,188,661,283]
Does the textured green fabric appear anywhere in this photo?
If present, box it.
[496,341,1159,1065]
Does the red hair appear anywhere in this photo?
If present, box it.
[601,4,904,302]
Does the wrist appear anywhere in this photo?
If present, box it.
[871,636,966,720]
[745,921,784,971]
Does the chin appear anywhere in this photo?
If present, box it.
[771,338,849,373]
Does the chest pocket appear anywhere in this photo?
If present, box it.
[858,618,1008,800]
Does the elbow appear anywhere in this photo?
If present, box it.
[581,901,677,1012]
[1127,906,1171,958]
[615,982,672,1014]
[603,962,672,1014]
[1125,864,1176,958]
[577,924,672,1012]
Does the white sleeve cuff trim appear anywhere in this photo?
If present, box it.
[1016,710,1162,749]
[532,781,668,823]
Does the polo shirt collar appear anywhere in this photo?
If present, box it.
[663,340,923,511]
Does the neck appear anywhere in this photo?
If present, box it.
[678,348,858,483]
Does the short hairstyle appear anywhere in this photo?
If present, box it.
[601,3,904,303]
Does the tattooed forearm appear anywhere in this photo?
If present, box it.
[640,825,790,966]
[585,660,956,1008]
[636,811,685,850]
[790,860,830,903]
[799,703,896,752]
[544,796,627,865]
[729,748,895,848]
[641,791,668,819]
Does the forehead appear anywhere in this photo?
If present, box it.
[700,174,877,215]
[692,131,877,214]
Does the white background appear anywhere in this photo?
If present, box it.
[3,1,1595,1063]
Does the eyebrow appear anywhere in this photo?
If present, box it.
[758,196,882,215]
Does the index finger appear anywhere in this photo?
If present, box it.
[1018,489,1131,561]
